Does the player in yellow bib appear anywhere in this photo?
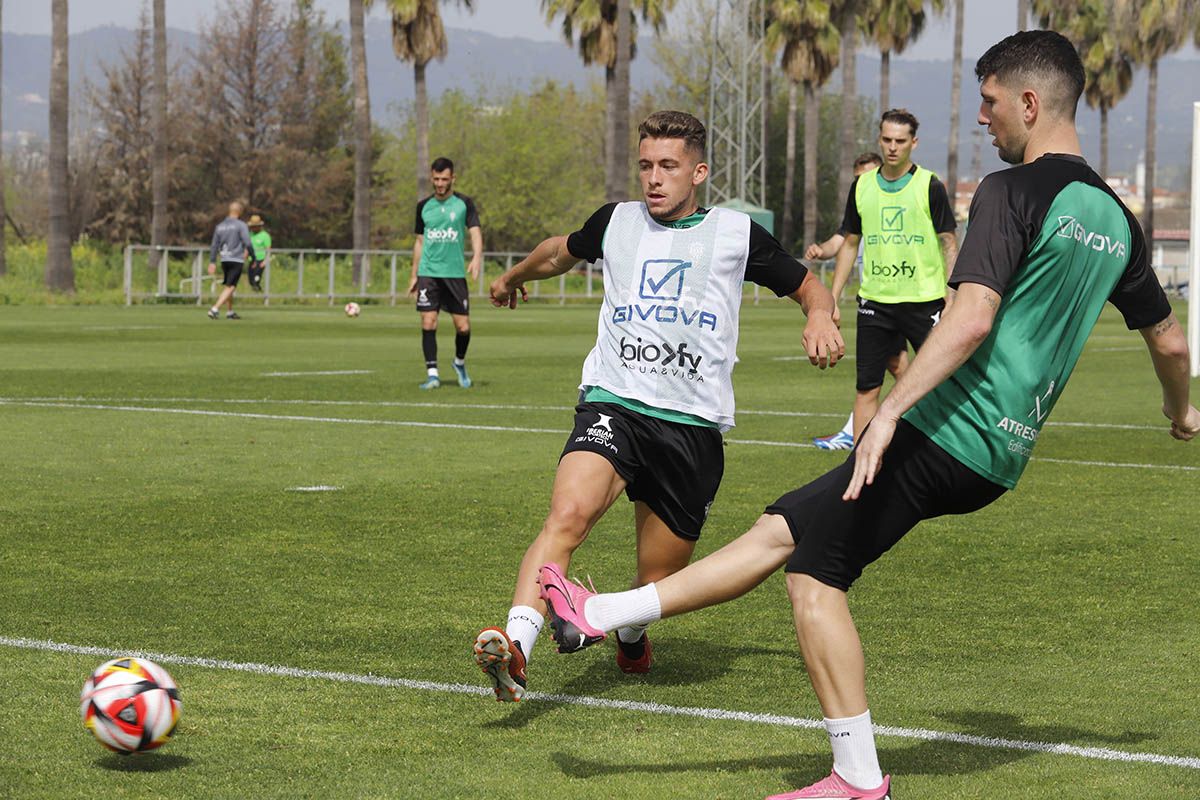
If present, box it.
[828,110,959,445]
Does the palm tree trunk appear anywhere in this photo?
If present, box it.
[349,0,371,271]
[0,0,6,276]
[415,60,430,200]
[46,0,74,292]
[945,0,963,215]
[803,81,820,248]
[150,0,168,266]
[607,0,631,203]
[781,80,798,248]
[1099,104,1109,181]
[879,50,889,114]
[1142,58,1156,241]
[837,8,858,207]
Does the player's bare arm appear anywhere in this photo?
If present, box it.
[804,233,845,262]
[408,235,424,294]
[828,233,861,327]
[844,281,1001,500]
[789,271,845,370]
[467,226,483,281]
[1139,311,1200,441]
[939,231,960,307]
[489,235,577,309]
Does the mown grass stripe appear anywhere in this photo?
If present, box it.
[4,635,1197,771]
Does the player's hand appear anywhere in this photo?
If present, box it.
[801,310,844,369]
[803,243,823,261]
[207,262,216,276]
[490,275,528,309]
[468,258,482,281]
[843,416,897,501]
[407,277,418,296]
[1167,405,1200,441]
[831,301,842,327]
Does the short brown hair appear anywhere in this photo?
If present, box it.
[853,152,883,169]
[638,110,706,158]
[880,108,919,136]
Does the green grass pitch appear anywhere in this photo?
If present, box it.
[0,299,1197,798]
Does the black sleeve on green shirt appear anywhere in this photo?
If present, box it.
[947,172,1029,295]
[839,178,862,236]
[566,203,618,262]
[458,193,481,228]
[414,197,430,235]
[746,221,808,296]
[1108,210,1173,330]
[928,176,958,234]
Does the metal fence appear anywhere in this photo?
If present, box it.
[122,245,612,306]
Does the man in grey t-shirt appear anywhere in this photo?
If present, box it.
[206,201,253,320]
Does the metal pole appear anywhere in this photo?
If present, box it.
[264,254,271,307]
[1189,102,1199,377]
[329,252,336,305]
[297,252,304,297]
[124,246,133,305]
[390,253,398,306]
[193,250,202,305]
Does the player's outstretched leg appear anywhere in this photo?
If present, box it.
[538,562,606,653]
[472,627,527,702]
[765,771,891,800]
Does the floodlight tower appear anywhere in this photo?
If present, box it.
[706,0,768,210]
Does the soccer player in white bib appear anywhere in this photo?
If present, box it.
[472,110,844,701]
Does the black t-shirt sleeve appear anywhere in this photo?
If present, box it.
[746,221,808,296]
[840,178,862,236]
[414,198,428,235]
[1108,211,1172,329]
[928,176,958,233]
[566,203,618,262]
[460,193,481,228]
[946,173,1029,295]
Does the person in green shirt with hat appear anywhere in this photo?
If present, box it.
[247,214,271,292]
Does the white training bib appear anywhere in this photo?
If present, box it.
[580,203,751,430]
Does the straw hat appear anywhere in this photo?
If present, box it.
[248,214,264,228]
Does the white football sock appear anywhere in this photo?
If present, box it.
[841,413,854,437]
[826,709,884,790]
[504,606,543,659]
[453,357,465,367]
[427,367,439,378]
[617,623,649,644]
[583,583,662,633]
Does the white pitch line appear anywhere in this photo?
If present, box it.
[261,370,374,377]
[286,485,342,492]
[2,635,1197,772]
[2,399,1195,475]
[0,396,1169,429]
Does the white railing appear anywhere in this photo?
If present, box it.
[122,245,610,306]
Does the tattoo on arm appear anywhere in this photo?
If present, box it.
[984,294,999,310]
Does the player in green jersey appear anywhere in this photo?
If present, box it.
[408,157,482,389]
[247,214,271,292]
[535,31,1198,800]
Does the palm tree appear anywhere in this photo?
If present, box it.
[150,0,167,266]
[1035,0,1132,180]
[1116,0,1193,241]
[833,0,861,206]
[388,0,475,200]
[944,0,963,216]
[47,0,74,292]
[861,0,935,113]
[349,0,371,263]
[767,0,840,248]
[0,0,6,276]
[542,0,674,202]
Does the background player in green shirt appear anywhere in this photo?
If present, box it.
[535,31,1199,800]
[408,157,482,389]
[247,214,271,292]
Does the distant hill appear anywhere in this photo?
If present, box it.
[4,20,1196,184]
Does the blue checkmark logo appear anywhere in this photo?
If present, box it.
[639,259,691,300]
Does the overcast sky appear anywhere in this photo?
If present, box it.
[14,0,1193,62]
